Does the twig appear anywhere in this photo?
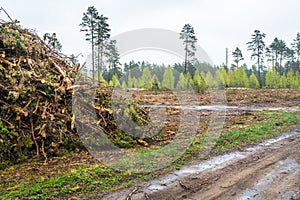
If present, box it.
[0,117,14,128]
[0,7,13,22]
[41,139,48,164]
[41,100,48,119]
[179,180,189,190]
[32,97,40,114]
[144,193,150,200]
[97,113,107,126]
[0,99,28,116]
[30,119,39,156]
[126,186,141,200]
[0,57,13,68]
[0,83,9,91]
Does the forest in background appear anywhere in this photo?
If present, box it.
[76,6,300,92]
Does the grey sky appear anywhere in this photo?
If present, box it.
[1,0,299,66]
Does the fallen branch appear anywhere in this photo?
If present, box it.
[0,99,28,116]
[30,119,39,156]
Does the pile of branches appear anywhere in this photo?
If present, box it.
[0,20,80,165]
[0,20,151,166]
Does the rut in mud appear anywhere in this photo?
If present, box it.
[103,126,300,200]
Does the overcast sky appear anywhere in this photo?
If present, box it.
[1,0,299,67]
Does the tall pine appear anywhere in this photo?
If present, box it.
[80,6,99,80]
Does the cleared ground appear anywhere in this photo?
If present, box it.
[104,127,300,200]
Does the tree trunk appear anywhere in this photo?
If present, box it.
[184,40,188,75]
[98,42,100,82]
[91,36,95,81]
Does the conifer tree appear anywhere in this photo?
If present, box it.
[192,70,206,93]
[140,67,152,88]
[232,47,244,69]
[109,74,120,87]
[247,30,266,84]
[286,68,295,88]
[96,14,110,80]
[80,6,99,80]
[176,72,188,90]
[249,72,260,88]
[180,24,197,74]
[162,66,175,89]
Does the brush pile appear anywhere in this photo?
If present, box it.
[0,20,151,167]
[0,20,82,165]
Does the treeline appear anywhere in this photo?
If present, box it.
[94,61,300,92]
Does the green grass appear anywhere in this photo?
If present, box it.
[1,110,300,199]
[214,111,300,150]
[1,165,138,199]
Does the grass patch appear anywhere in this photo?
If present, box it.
[215,111,300,150]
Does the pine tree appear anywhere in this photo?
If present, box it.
[214,70,224,89]
[179,24,197,74]
[96,14,110,80]
[99,73,108,86]
[291,33,300,64]
[109,74,120,87]
[121,81,127,88]
[127,73,133,88]
[140,67,152,88]
[249,72,260,88]
[192,70,206,93]
[204,71,216,88]
[247,30,266,84]
[232,47,244,69]
[294,71,300,88]
[277,39,287,75]
[80,6,99,80]
[151,74,160,94]
[217,68,228,87]
[162,66,175,89]
[176,72,188,90]
[227,69,235,87]
[43,33,62,51]
[105,40,120,81]
[268,38,280,67]
[286,68,295,88]
[234,67,249,87]
[132,77,138,88]
[266,67,279,88]
[279,75,287,88]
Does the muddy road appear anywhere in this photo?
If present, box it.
[104,126,300,200]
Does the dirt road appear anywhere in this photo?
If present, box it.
[104,126,300,200]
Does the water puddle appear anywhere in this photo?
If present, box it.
[143,128,300,193]
[141,104,236,111]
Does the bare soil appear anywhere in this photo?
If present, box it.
[104,127,300,200]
